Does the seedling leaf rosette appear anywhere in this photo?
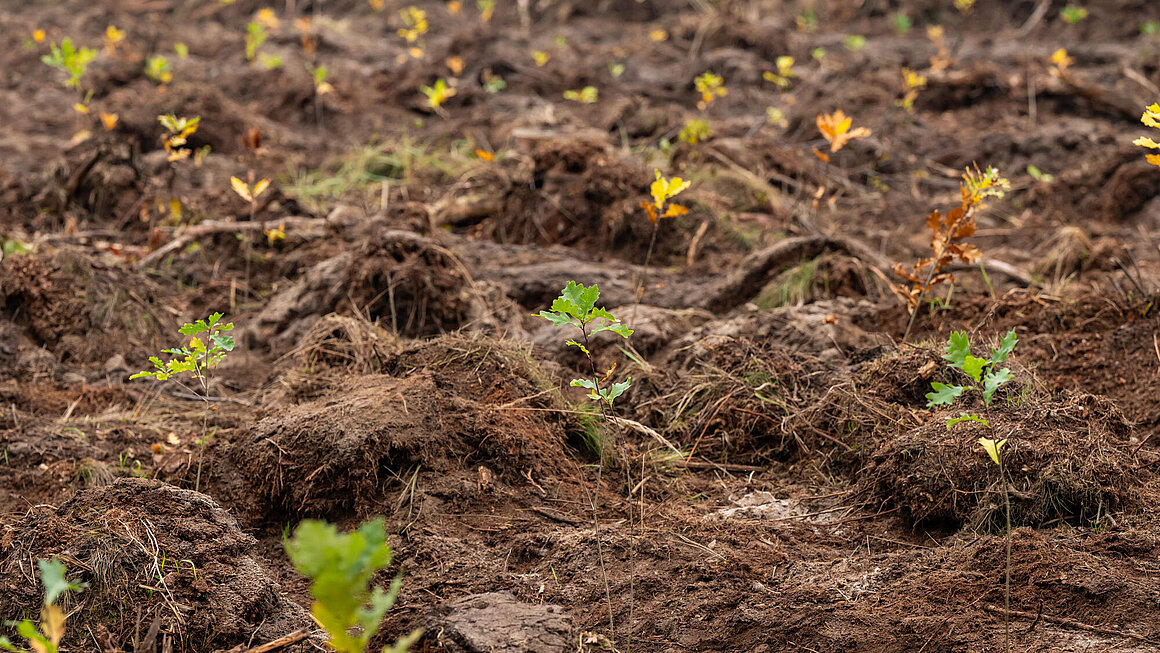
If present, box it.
[130,313,235,383]
[925,329,1018,423]
[537,281,634,406]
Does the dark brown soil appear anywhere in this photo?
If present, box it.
[6,0,1160,651]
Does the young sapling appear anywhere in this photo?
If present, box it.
[285,519,421,653]
[925,329,1018,653]
[131,313,234,492]
[633,171,690,325]
[536,281,633,642]
[892,165,1010,341]
[0,559,88,653]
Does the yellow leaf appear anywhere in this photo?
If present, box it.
[662,203,689,218]
[531,50,549,66]
[1050,48,1072,69]
[252,179,271,198]
[265,223,286,245]
[978,437,1007,466]
[74,102,90,114]
[1142,104,1160,129]
[1147,153,1160,167]
[1134,136,1160,149]
[649,28,668,41]
[33,29,46,43]
[169,198,182,221]
[42,604,65,646]
[99,112,119,130]
[256,7,279,29]
[816,110,870,153]
[189,336,203,350]
[230,176,252,202]
[474,149,494,161]
[641,201,658,224]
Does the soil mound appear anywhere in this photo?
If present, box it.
[0,251,173,367]
[866,392,1141,530]
[239,336,578,518]
[0,478,309,651]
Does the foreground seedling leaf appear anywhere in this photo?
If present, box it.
[928,329,1018,417]
[947,413,989,429]
[926,382,965,407]
[286,519,419,653]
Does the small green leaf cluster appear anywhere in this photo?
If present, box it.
[285,519,420,653]
[926,329,1017,419]
[536,281,633,406]
[130,313,234,383]
[0,559,87,653]
[245,22,268,61]
[1,236,30,261]
[41,38,97,90]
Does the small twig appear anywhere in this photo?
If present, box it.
[137,217,327,267]
[982,604,1160,645]
[687,392,734,460]
[230,629,309,653]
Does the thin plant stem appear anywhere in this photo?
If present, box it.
[1000,453,1011,653]
[579,326,616,644]
[902,264,937,342]
[630,221,660,328]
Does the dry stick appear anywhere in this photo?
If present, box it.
[137,217,325,267]
[687,392,735,461]
[980,604,1160,645]
[235,629,308,653]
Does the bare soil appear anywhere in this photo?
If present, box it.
[5,0,1160,651]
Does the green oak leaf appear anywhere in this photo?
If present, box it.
[947,413,990,429]
[943,331,971,367]
[990,329,1018,365]
[926,382,965,407]
[982,367,1013,405]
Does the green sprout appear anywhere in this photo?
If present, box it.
[286,520,421,653]
[420,78,456,114]
[41,38,97,90]
[1060,4,1088,24]
[0,559,88,653]
[535,282,633,642]
[762,56,796,89]
[891,13,912,35]
[1026,165,1054,183]
[694,71,727,109]
[925,329,1018,421]
[923,329,1019,652]
[679,119,712,145]
[1,236,30,261]
[145,54,172,84]
[563,86,598,103]
[131,313,234,491]
[843,34,867,51]
[245,21,268,61]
